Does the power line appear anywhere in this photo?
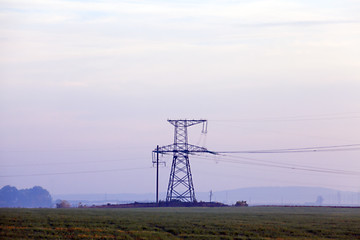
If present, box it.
[189,160,358,190]
[215,144,360,154]
[156,143,360,176]
[154,143,360,154]
[0,167,152,178]
[213,116,360,122]
[211,112,360,123]
[221,154,360,175]
[0,145,150,153]
[0,157,141,168]
[192,154,360,176]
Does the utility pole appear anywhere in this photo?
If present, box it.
[156,145,159,205]
[153,119,216,202]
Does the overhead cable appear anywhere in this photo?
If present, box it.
[192,154,360,176]
[215,144,360,154]
[0,167,152,178]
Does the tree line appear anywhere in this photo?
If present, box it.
[0,185,52,208]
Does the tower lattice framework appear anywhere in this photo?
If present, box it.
[154,119,215,202]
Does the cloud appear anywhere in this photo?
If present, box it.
[236,20,360,28]
[1,0,359,24]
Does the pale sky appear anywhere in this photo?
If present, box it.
[1,0,360,197]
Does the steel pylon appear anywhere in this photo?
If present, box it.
[153,119,215,202]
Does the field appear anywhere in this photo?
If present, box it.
[1,207,360,239]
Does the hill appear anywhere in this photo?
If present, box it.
[196,186,360,206]
[53,186,360,207]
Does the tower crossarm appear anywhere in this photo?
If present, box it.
[168,119,206,128]
[153,144,217,155]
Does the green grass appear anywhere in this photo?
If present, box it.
[1,207,360,239]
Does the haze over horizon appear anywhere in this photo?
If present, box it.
[1,0,359,197]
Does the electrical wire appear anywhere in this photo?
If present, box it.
[2,143,359,178]
[0,167,152,178]
[192,154,360,176]
[222,154,360,175]
[156,143,360,176]
[0,157,141,168]
[0,145,150,153]
[154,144,360,155]
[215,144,360,154]
[211,112,360,123]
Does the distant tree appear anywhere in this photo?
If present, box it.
[0,185,19,207]
[0,185,52,208]
[235,200,248,207]
[56,200,71,208]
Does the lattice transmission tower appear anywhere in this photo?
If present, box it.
[153,119,215,202]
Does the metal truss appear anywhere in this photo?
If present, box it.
[153,119,215,202]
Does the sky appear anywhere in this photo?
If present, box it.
[1,0,360,198]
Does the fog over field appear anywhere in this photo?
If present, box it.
[0,0,359,198]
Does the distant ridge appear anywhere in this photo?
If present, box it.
[54,186,360,207]
[196,186,360,206]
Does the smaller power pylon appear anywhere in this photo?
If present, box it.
[153,119,216,202]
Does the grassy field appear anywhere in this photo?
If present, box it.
[1,207,360,239]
